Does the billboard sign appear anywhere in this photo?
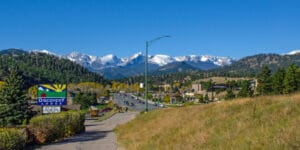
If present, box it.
[37,84,67,106]
[42,106,61,114]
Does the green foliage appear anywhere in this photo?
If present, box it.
[283,64,300,94]
[73,92,97,109]
[0,128,27,150]
[237,80,253,98]
[147,93,153,100]
[256,66,272,95]
[0,81,4,90]
[225,88,235,100]
[0,51,107,89]
[163,95,170,103]
[29,111,85,144]
[103,89,110,99]
[271,67,285,94]
[195,94,204,103]
[204,93,209,103]
[0,70,32,127]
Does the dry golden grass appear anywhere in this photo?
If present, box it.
[115,93,300,150]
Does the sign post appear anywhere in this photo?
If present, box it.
[37,84,67,114]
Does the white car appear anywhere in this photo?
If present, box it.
[159,103,165,108]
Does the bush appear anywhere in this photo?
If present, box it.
[29,111,85,144]
[0,128,27,150]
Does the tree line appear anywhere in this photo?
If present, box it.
[0,51,107,89]
[224,63,300,100]
[257,64,300,95]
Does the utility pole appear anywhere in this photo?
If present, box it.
[145,35,170,112]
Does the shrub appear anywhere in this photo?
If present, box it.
[0,128,27,150]
[29,111,85,144]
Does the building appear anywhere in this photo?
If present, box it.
[159,84,171,92]
[192,83,204,94]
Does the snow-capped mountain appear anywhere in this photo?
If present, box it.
[174,55,232,66]
[286,50,300,55]
[64,51,233,69]
[30,49,234,79]
[31,49,58,56]
[149,55,175,66]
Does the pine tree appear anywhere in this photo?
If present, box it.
[283,64,299,94]
[204,93,209,103]
[237,80,253,97]
[256,66,272,95]
[198,94,204,103]
[0,69,31,126]
[272,67,285,94]
[225,88,235,100]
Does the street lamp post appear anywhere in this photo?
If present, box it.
[145,35,170,112]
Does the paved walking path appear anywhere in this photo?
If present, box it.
[36,111,138,150]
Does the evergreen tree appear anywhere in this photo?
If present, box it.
[283,64,299,94]
[0,70,31,126]
[225,88,235,100]
[272,67,285,94]
[237,80,253,97]
[198,94,204,103]
[204,93,209,103]
[256,66,272,95]
[73,92,97,109]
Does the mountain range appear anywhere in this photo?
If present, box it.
[31,50,234,79]
[2,48,300,80]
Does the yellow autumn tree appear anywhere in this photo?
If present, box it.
[0,81,5,90]
[28,85,38,99]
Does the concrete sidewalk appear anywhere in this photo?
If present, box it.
[35,112,138,150]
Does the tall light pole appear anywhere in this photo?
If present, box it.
[145,35,170,112]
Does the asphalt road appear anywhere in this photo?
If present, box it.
[114,93,158,112]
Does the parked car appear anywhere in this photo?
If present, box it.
[159,103,165,108]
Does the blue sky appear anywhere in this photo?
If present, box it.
[0,0,299,58]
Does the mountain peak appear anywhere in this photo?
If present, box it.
[131,52,143,59]
[287,50,300,55]
[31,49,57,56]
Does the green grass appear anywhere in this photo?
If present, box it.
[115,93,300,149]
[97,104,106,110]
[98,108,117,122]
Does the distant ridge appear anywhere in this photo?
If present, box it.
[0,49,107,87]
[28,50,233,79]
[2,48,300,79]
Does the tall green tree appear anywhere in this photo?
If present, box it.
[0,70,32,126]
[256,66,272,95]
[283,64,299,94]
[272,67,285,94]
[225,88,235,100]
[204,93,209,103]
[237,80,253,97]
[73,92,97,109]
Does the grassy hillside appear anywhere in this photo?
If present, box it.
[116,94,300,149]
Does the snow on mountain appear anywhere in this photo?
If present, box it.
[31,49,58,56]
[120,52,144,66]
[286,50,300,55]
[66,52,95,64]
[100,54,120,65]
[33,49,233,70]
[174,55,232,66]
[149,55,175,66]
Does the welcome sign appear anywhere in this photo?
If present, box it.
[37,84,67,106]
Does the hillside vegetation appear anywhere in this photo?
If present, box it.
[0,49,106,87]
[116,94,300,149]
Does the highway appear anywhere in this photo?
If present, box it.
[113,93,158,112]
